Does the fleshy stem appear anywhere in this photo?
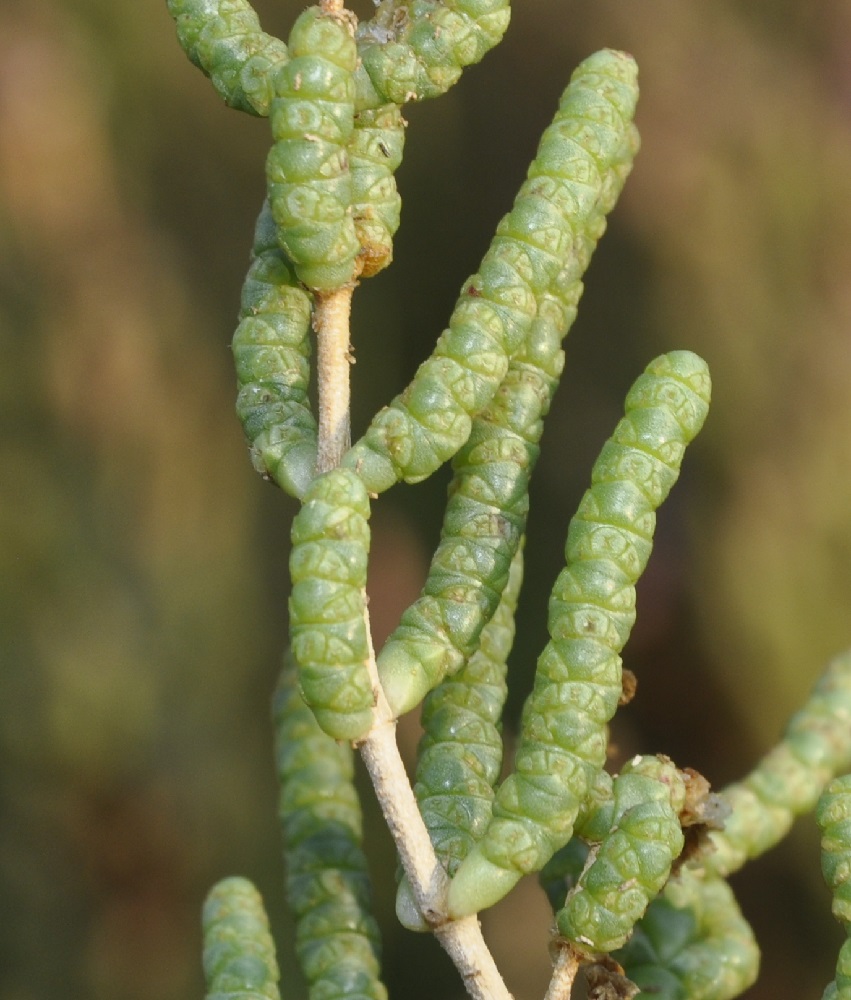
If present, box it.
[543,841,598,1000]
[313,289,512,1000]
[314,285,355,474]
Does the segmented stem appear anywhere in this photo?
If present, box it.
[448,351,711,918]
[556,755,686,955]
[349,102,405,277]
[266,6,360,290]
[816,775,851,1000]
[202,877,281,1000]
[288,467,375,742]
[357,0,511,105]
[274,663,387,1000]
[343,49,640,495]
[412,547,522,872]
[373,313,558,715]
[699,649,851,878]
[376,66,640,717]
[166,0,289,116]
[233,200,317,499]
[614,870,759,1000]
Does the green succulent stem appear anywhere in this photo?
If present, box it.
[202,877,281,1000]
[166,0,289,116]
[697,648,851,879]
[815,773,851,1000]
[342,48,639,496]
[555,755,687,956]
[233,200,316,499]
[274,664,386,1000]
[614,870,760,1000]
[168,4,851,998]
[356,0,511,105]
[448,351,711,919]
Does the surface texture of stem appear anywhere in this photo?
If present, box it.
[359,618,512,999]
[359,721,450,922]
[435,917,515,1000]
[315,284,355,474]
[312,275,510,1000]
[544,944,582,1000]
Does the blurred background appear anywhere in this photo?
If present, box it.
[2,1,851,998]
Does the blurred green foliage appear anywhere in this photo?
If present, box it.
[1,2,850,999]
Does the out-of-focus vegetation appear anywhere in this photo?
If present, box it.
[1,2,849,999]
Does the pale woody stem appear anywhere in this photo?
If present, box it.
[436,917,518,1000]
[314,285,354,475]
[360,723,513,1000]
[544,943,582,1000]
[312,286,513,1000]
[359,721,449,919]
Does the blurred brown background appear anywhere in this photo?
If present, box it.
[1,1,850,998]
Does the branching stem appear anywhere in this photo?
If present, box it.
[313,281,512,1000]
[359,614,512,1000]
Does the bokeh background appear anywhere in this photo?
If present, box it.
[2,1,851,998]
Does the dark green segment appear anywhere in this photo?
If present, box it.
[233,200,317,499]
[344,49,640,495]
[556,756,685,954]
[614,870,759,1000]
[447,351,710,918]
[412,547,522,875]
[202,877,281,1000]
[357,0,511,105]
[274,663,387,1000]
[289,468,374,742]
[166,0,288,116]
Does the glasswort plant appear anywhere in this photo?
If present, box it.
[165,2,851,998]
